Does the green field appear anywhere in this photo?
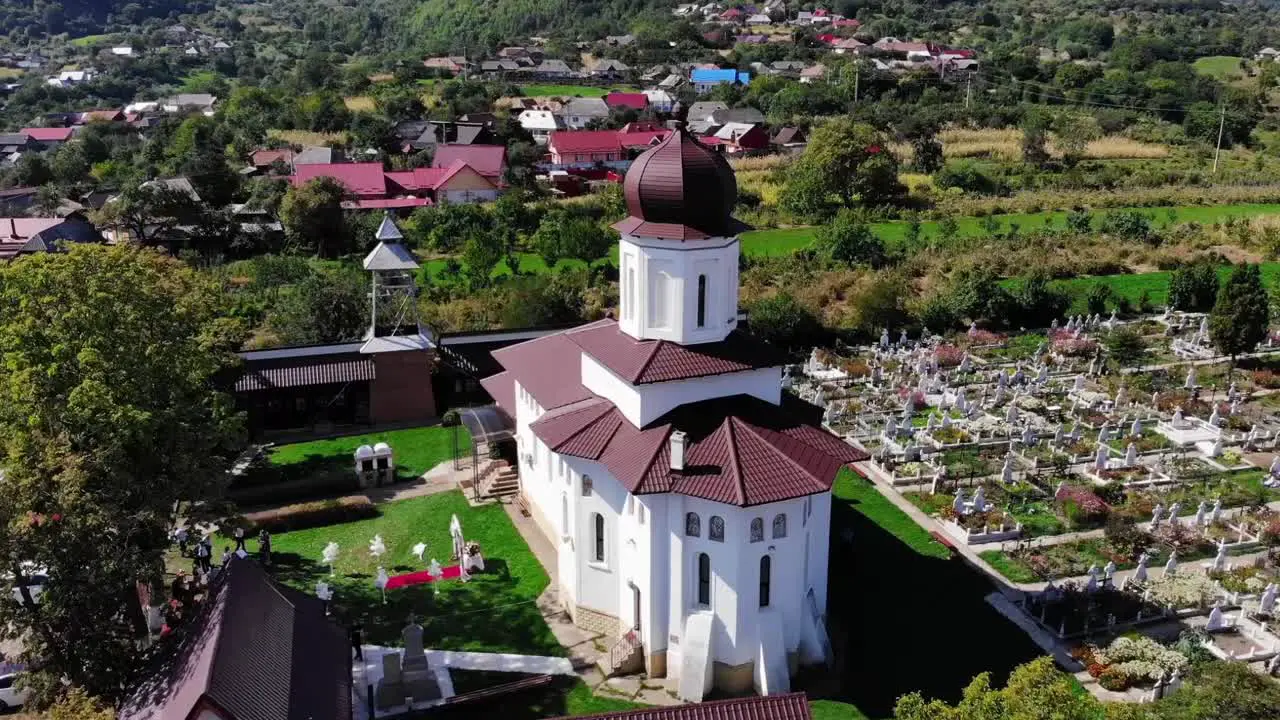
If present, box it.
[518,84,636,97]
[268,425,462,478]
[1031,262,1280,315]
[740,202,1280,255]
[69,33,117,47]
[1193,55,1246,80]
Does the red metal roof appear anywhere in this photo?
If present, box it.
[529,394,866,506]
[551,692,813,720]
[489,322,607,410]
[294,162,388,198]
[432,144,506,178]
[605,92,649,111]
[20,127,74,142]
[549,130,623,155]
[236,357,375,391]
[565,320,785,384]
[252,149,294,167]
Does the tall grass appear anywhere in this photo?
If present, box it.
[267,129,350,146]
[895,128,1170,162]
[936,184,1280,217]
[343,96,377,112]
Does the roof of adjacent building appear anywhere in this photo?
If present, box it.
[294,146,343,165]
[549,130,625,155]
[686,101,728,121]
[605,92,648,110]
[690,68,750,84]
[552,692,813,720]
[563,97,611,117]
[615,127,749,240]
[236,356,375,391]
[431,144,506,178]
[529,392,864,506]
[294,162,388,197]
[119,558,352,720]
[565,320,784,385]
[20,126,74,142]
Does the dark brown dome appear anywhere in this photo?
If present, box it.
[614,127,749,240]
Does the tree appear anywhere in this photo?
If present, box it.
[912,134,944,174]
[279,177,351,258]
[1086,282,1116,315]
[461,233,505,289]
[1209,262,1270,365]
[1105,326,1146,366]
[815,208,885,267]
[745,293,824,350]
[46,687,115,720]
[91,183,204,248]
[1146,660,1280,719]
[1168,262,1220,312]
[267,267,369,345]
[895,657,1101,720]
[1054,112,1101,167]
[779,118,904,218]
[1020,109,1052,167]
[0,245,244,705]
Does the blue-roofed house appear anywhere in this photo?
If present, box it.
[690,67,751,93]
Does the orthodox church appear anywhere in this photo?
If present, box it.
[481,128,866,700]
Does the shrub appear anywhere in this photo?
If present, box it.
[1252,369,1280,389]
[1098,666,1130,691]
[1086,282,1116,315]
[441,409,461,427]
[1099,209,1154,243]
[934,159,1006,195]
[246,495,378,533]
[934,344,965,368]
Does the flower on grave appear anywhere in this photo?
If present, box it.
[1054,485,1109,517]
[1093,636,1189,683]
[865,144,881,154]
[964,329,1005,346]
[1143,573,1219,609]
[50,513,61,522]
[934,344,964,368]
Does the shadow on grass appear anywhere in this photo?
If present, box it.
[268,552,560,657]
[412,676,595,720]
[805,490,1042,718]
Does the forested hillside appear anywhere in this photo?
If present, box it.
[0,0,214,40]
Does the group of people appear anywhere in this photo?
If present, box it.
[163,524,275,636]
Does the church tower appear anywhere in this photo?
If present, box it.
[613,127,750,345]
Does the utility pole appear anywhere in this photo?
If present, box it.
[965,73,972,109]
[1213,103,1226,174]
[853,65,859,103]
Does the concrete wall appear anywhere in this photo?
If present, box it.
[369,349,436,424]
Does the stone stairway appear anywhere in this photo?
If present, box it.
[481,461,520,499]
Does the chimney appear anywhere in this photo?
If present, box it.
[669,430,687,472]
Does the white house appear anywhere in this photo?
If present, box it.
[643,89,677,113]
[482,128,864,701]
[517,109,562,144]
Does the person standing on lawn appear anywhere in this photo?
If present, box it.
[233,527,246,553]
[350,620,364,660]
[258,528,272,566]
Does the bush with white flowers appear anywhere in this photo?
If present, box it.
[1094,636,1189,683]
[1144,572,1220,609]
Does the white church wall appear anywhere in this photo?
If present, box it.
[581,354,781,428]
[564,456,627,621]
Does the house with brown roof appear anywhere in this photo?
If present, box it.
[0,215,102,260]
[480,128,863,702]
[118,557,353,720]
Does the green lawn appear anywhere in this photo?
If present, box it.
[832,468,950,560]
[267,490,561,654]
[1193,55,1246,80]
[269,425,464,479]
[978,550,1040,584]
[1036,261,1280,315]
[810,699,875,720]
[69,33,116,47]
[519,84,638,98]
[740,202,1280,254]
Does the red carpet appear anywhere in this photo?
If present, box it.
[385,565,463,590]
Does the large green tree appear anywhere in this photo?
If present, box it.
[0,245,244,705]
[779,118,904,218]
[895,656,1100,720]
[280,177,351,258]
[1209,262,1270,364]
[815,208,886,267]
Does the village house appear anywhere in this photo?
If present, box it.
[643,89,678,113]
[706,122,769,153]
[293,159,499,210]
[605,92,649,113]
[518,109,564,144]
[562,97,612,130]
[592,59,632,79]
[19,126,75,150]
[45,69,93,88]
[162,93,218,115]
[545,124,670,166]
[432,144,508,181]
[799,64,827,82]
[423,56,470,75]
[691,68,751,93]
[0,215,102,261]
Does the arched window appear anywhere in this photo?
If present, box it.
[650,272,670,328]
[626,267,636,320]
[685,512,700,537]
[560,493,569,536]
[581,475,593,496]
[772,514,787,539]
[593,513,605,562]
[759,555,771,608]
[697,552,711,606]
[696,274,707,328]
[749,518,764,543]
[709,515,725,542]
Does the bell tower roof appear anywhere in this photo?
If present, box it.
[613,125,750,241]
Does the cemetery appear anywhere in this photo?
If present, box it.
[790,307,1280,689]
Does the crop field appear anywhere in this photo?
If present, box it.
[343,95,377,112]
[267,129,350,146]
[890,128,1170,163]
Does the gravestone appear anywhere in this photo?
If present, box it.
[1124,443,1138,467]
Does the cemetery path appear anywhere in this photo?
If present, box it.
[1122,346,1280,375]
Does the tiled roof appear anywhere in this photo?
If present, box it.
[20,127,73,142]
[551,692,812,720]
[119,558,351,720]
[530,394,865,506]
[236,357,375,391]
[549,130,623,154]
[432,144,507,178]
[294,162,388,198]
[489,322,608,410]
[605,92,648,110]
[565,320,783,384]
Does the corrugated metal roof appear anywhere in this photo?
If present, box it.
[551,692,812,719]
[565,321,785,385]
[235,358,374,392]
[618,127,743,239]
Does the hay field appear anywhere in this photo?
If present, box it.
[892,128,1170,162]
[267,129,349,146]
[343,96,377,112]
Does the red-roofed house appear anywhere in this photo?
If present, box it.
[20,127,75,147]
[547,126,671,165]
[78,109,125,124]
[432,144,507,180]
[294,160,498,208]
[481,127,863,698]
[604,92,649,112]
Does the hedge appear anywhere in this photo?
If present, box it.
[245,495,379,533]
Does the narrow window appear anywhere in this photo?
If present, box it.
[638,504,646,524]
[651,271,670,328]
[561,494,569,535]
[627,496,635,515]
[772,514,787,539]
[759,556,772,608]
[696,274,707,328]
[697,553,711,606]
[750,518,764,543]
[626,267,636,320]
[593,513,605,562]
[709,516,724,542]
[685,512,700,537]
[582,475,593,496]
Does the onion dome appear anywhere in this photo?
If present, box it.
[613,125,751,240]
